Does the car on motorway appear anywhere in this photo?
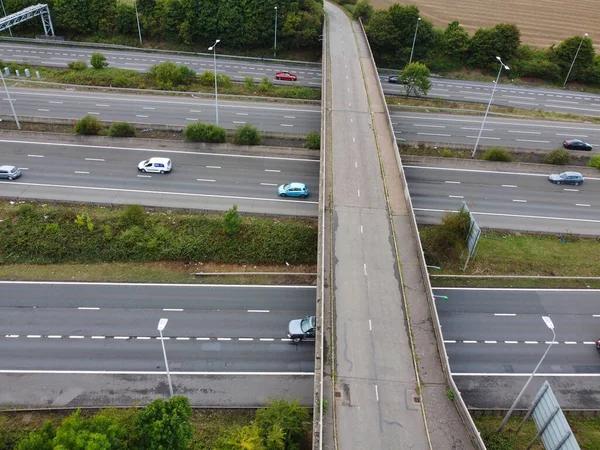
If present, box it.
[138,157,172,173]
[388,75,399,83]
[563,139,593,151]
[275,71,297,81]
[288,316,316,342]
[0,165,21,180]
[277,182,309,198]
[548,171,584,185]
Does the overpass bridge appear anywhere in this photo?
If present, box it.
[312,2,484,449]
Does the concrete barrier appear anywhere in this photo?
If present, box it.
[358,19,486,450]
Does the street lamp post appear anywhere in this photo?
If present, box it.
[471,56,509,158]
[157,318,174,398]
[274,7,278,59]
[563,33,588,88]
[0,0,12,36]
[497,316,555,432]
[0,70,20,130]
[208,39,221,126]
[408,17,421,65]
[134,0,143,45]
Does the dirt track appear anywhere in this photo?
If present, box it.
[371,0,596,49]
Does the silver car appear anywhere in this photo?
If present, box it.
[0,165,21,180]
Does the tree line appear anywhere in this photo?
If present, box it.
[3,0,323,51]
[3,396,311,449]
[350,1,599,86]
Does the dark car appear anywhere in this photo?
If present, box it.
[563,139,593,151]
[287,316,316,343]
[388,75,399,83]
[548,171,584,185]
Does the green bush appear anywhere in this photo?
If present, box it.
[148,61,197,89]
[440,149,452,157]
[244,76,255,88]
[482,147,513,162]
[90,52,109,69]
[67,60,88,71]
[352,0,374,22]
[184,122,227,143]
[223,205,243,236]
[255,399,310,449]
[108,122,136,137]
[0,203,317,265]
[544,148,571,165]
[480,430,513,450]
[589,154,600,169]
[233,124,262,145]
[55,68,146,88]
[75,114,103,135]
[304,132,320,150]
[198,71,232,88]
[258,76,274,92]
[420,209,471,265]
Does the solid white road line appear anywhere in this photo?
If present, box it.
[0,369,314,375]
[494,313,516,316]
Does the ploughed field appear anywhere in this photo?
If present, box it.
[372,0,597,49]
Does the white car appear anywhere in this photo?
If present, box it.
[138,157,172,173]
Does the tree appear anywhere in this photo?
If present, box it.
[468,23,521,68]
[134,396,194,450]
[442,21,469,62]
[399,62,432,97]
[18,421,55,450]
[255,398,310,448]
[223,204,243,237]
[352,0,374,23]
[90,53,109,69]
[551,35,595,82]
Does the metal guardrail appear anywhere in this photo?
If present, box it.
[312,11,328,450]
[358,19,487,450]
[0,36,322,67]
[432,275,600,280]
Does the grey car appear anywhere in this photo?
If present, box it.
[287,316,316,343]
[548,171,583,185]
[0,165,21,180]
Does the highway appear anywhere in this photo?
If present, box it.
[0,42,322,86]
[1,88,321,134]
[391,111,600,150]
[434,288,600,409]
[0,282,316,406]
[0,138,319,216]
[405,165,600,235]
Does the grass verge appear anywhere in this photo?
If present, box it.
[387,96,600,124]
[421,228,600,288]
[473,413,600,450]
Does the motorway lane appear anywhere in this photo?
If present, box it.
[391,111,600,150]
[0,283,316,372]
[2,88,321,134]
[434,288,600,375]
[381,76,600,117]
[0,139,319,216]
[0,43,322,87]
[405,165,600,234]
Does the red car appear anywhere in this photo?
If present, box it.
[275,71,297,81]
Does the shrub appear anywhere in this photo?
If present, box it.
[198,71,232,88]
[184,122,227,143]
[75,114,103,135]
[258,76,274,92]
[440,149,452,157]
[304,132,320,150]
[482,147,513,162]
[119,204,147,228]
[255,399,310,449]
[68,60,88,71]
[108,122,136,137]
[90,52,109,69]
[544,148,571,165]
[223,205,243,237]
[148,61,197,89]
[352,0,374,22]
[233,124,262,145]
[480,430,513,450]
[589,154,600,169]
[244,76,254,88]
[420,209,471,265]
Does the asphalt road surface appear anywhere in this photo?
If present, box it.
[0,138,319,216]
[382,75,600,117]
[434,288,600,409]
[2,88,321,134]
[404,165,600,235]
[392,111,600,150]
[0,282,316,406]
[0,42,322,87]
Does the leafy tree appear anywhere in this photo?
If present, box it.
[352,0,374,23]
[442,21,469,62]
[18,421,55,450]
[134,396,194,450]
[115,3,136,36]
[512,47,560,81]
[551,35,595,82]
[255,398,310,448]
[223,204,243,237]
[216,423,265,450]
[53,0,97,34]
[468,23,520,68]
[233,124,262,145]
[90,53,109,69]
[399,62,432,97]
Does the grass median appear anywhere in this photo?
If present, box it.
[0,202,317,283]
[421,225,600,288]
